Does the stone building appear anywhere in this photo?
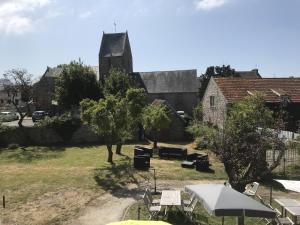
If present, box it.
[98,32,133,83]
[138,70,200,116]
[203,77,300,131]
[33,66,63,111]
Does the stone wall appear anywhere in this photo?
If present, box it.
[0,125,101,146]
[147,92,199,116]
[202,78,227,128]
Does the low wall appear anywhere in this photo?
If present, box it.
[0,125,101,146]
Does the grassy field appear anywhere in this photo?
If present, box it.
[0,143,227,225]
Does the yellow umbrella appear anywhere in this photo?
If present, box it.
[106,220,172,225]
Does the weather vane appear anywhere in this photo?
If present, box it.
[114,22,117,33]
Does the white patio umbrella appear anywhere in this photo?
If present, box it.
[185,184,276,225]
[275,180,300,193]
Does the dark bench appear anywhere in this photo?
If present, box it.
[186,153,208,162]
[134,155,150,170]
[158,147,187,160]
[134,146,153,158]
[182,152,210,170]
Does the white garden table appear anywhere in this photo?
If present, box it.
[160,190,181,215]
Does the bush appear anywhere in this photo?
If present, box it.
[8,143,19,149]
[36,113,81,142]
[186,121,218,150]
[0,125,13,147]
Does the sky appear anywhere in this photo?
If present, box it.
[0,0,300,80]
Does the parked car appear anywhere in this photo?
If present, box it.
[32,111,46,122]
[0,112,19,122]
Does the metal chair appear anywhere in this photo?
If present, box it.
[145,188,160,205]
[143,194,161,220]
[183,193,196,206]
[182,198,198,221]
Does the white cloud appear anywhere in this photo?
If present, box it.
[195,0,227,11]
[0,0,51,35]
[78,11,92,19]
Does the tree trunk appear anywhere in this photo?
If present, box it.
[18,115,25,128]
[153,132,158,149]
[231,182,247,193]
[116,143,122,155]
[107,145,113,164]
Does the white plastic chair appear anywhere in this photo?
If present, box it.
[243,182,259,197]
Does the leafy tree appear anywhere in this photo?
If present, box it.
[192,103,203,122]
[103,68,138,154]
[3,69,34,128]
[55,60,102,109]
[103,68,132,97]
[142,104,171,149]
[193,94,285,192]
[80,95,131,164]
[199,65,238,99]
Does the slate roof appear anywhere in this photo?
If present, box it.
[139,70,198,93]
[236,69,261,79]
[99,32,127,57]
[214,77,300,103]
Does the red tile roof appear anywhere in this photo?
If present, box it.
[214,77,300,103]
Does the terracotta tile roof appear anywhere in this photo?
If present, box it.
[214,77,300,103]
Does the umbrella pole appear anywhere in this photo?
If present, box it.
[237,216,244,225]
[269,185,273,206]
[222,216,224,225]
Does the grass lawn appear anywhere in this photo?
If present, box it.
[0,143,227,225]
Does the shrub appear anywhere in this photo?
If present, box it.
[8,143,19,149]
[0,125,13,147]
[36,113,81,142]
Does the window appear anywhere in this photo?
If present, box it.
[210,96,215,107]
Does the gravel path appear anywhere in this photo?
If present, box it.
[67,180,225,225]
[67,184,143,225]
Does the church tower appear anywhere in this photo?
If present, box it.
[98,31,133,83]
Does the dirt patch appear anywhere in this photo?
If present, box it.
[2,188,100,225]
[66,184,141,225]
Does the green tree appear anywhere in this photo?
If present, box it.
[142,104,171,149]
[55,60,102,109]
[80,95,131,164]
[193,94,285,192]
[103,68,137,154]
[103,68,132,97]
[199,65,238,99]
[3,69,34,128]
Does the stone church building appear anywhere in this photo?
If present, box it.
[98,32,200,117]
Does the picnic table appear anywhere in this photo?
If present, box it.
[274,198,300,224]
[160,190,181,215]
[274,198,300,214]
[285,206,300,224]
